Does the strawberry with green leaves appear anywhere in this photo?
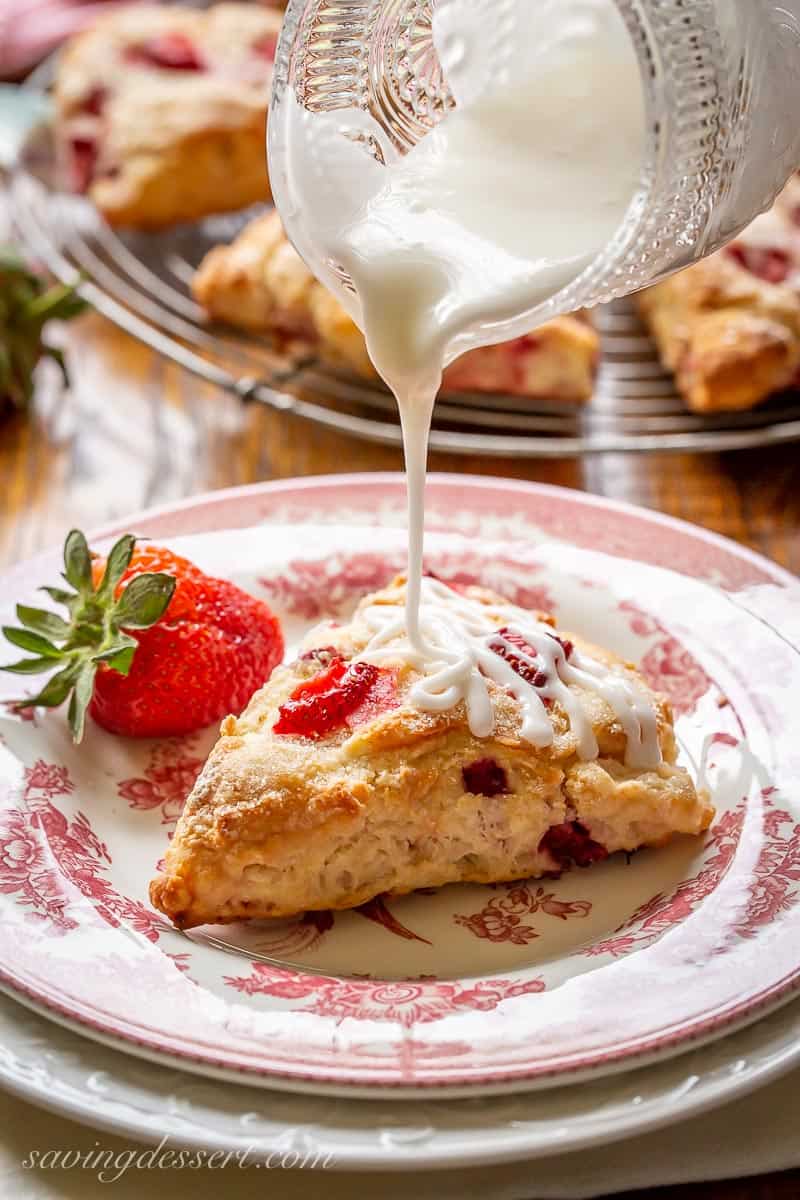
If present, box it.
[2,530,284,741]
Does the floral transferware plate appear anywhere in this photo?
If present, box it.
[2,986,800,1170]
[0,476,799,1096]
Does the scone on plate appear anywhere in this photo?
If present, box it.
[192,210,600,403]
[54,4,283,228]
[638,173,800,412]
[150,577,713,928]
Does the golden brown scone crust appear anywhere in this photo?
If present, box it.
[638,177,800,413]
[54,5,282,228]
[150,578,713,929]
[192,210,599,403]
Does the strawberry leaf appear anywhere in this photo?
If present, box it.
[26,662,81,709]
[25,282,88,324]
[63,529,92,594]
[113,572,175,629]
[101,644,136,676]
[2,656,61,675]
[68,662,96,742]
[16,604,71,640]
[97,534,136,600]
[94,631,138,673]
[40,585,76,606]
[2,626,61,657]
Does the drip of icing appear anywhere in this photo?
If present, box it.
[361,578,662,769]
[278,0,646,756]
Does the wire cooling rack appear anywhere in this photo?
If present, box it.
[8,78,800,456]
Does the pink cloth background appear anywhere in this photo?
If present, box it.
[0,0,283,76]
[0,1,130,77]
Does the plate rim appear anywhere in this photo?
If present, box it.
[4,473,795,592]
[90,472,800,593]
[2,982,800,1170]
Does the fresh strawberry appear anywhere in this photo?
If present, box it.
[2,530,284,741]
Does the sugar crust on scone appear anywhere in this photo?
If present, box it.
[150,578,713,929]
[638,174,800,412]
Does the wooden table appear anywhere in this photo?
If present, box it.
[1,309,799,1200]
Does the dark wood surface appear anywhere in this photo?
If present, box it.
[1,311,799,1200]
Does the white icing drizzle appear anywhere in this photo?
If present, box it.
[360,578,662,769]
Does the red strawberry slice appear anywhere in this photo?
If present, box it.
[68,137,98,192]
[726,243,792,284]
[539,821,608,868]
[125,33,206,71]
[490,628,549,688]
[79,86,107,117]
[253,33,279,62]
[274,657,396,738]
[462,757,509,796]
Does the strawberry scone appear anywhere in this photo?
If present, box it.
[193,210,600,404]
[150,576,712,927]
[54,4,283,228]
[638,173,800,412]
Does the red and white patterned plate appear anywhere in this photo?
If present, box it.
[0,474,799,1097]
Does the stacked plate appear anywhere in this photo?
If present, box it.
[1,475,800,1182]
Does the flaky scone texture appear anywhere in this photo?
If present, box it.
[192,210,599,403]
[150,578,713,929]
[55,4,282,228]
[638,175,800,413]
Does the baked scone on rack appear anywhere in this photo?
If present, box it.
[150,576,713,928]
[54,4,283,229]
[638,173,800,413]
[192,210,600,403]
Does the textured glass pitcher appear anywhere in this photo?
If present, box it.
[268,0,800,339]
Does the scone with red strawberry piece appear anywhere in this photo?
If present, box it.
[149,576,713,928]
[192,210,600,404]
[639,173,800,412]
[54,4,282,228]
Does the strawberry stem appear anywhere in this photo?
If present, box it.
[1,530,176,742]
[0,248,87,415]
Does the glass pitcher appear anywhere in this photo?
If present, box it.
[268,0,800,341]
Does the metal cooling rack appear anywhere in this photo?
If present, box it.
[8,74,800,456]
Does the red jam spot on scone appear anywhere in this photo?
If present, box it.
[726,243,792,284]
[79,86,107,117]
[548,633,574,660]
[68,137,99,192]
[274,657,396,739]
[253,33,279,61]
[539,821,608,869]
[345,667,399,731]
[510,334,541,356]
[490,629,548,688]
[462,758,509,796]
[125,34,206,71]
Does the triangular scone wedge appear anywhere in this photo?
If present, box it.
[150,578,714,929]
